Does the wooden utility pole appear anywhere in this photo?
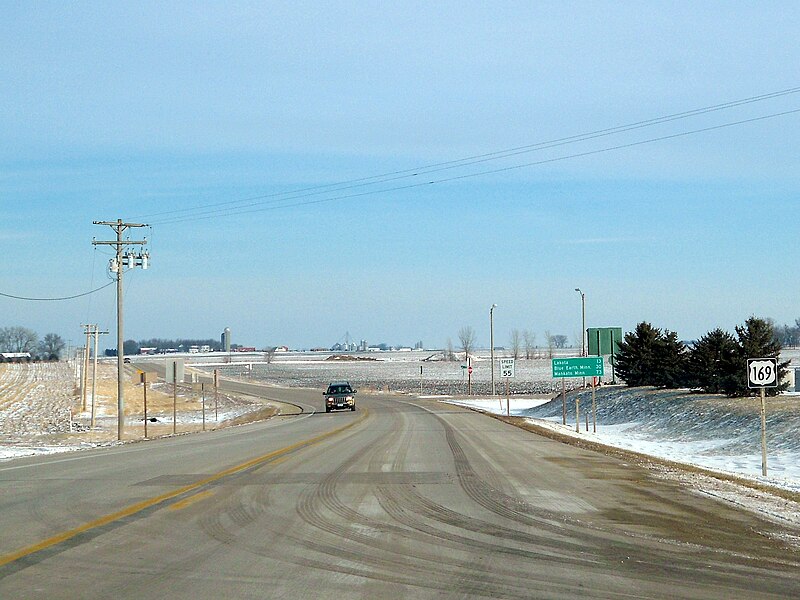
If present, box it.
[81,325,92,411]
[77,346,85,406]
[93,219,149,441]
[90,326,108,429]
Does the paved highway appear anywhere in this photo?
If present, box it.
[1,382,798,599]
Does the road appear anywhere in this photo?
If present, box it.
[0,381,798,599]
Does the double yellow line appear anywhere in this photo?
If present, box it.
[0,409,368,568]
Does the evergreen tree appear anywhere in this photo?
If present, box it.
[686,328,737,393]
[614,322,663,387]
[653,329,688,388]
[615,323,688,388]
[720,316,789,397]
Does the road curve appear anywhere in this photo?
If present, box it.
[0,384,798,599]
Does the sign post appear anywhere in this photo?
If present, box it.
[499,358,515,416]
[552,357,604,432]
[214,369,219,422]
[143,371,148,439]
[747,358,778,477]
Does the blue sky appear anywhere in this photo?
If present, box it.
[2,1,799,350]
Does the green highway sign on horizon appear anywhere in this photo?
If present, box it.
[551,356,605,378]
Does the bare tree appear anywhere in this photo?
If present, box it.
[446,338,455,361]
[458,326,476,360]
[0,326,38,353]
[509,329,521,360]
[544,330,555,359]
[264,347,277,364]
[553,334,568,349]
[572,331,582,351]
[523,330,536,359]
[40,333,65,360]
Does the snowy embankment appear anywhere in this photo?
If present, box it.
[446,387,800,490]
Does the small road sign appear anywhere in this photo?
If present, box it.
[552,357,604,378]
[499,358,515,378]
[746,357,778,477]
[747,358,778,388]
[468,366,473,375]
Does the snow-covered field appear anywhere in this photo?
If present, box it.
[0,361,276,460]
[216,350,603,396]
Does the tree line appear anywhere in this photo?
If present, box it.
[615,317,789,397]
[0,326,66,360]
[446,327,569,361]
[773,318,800,348]
[123,338,225,355]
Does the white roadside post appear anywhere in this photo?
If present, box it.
[747,358,778,477]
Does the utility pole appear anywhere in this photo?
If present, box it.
[93,219,149,441]
[81,326,91,411]
[77,346,85,405]
[490,303,497,396]
[91,326,109,429]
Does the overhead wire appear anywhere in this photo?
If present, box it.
[5,90,796,301]
[0,280,117,302]
[135,85,800,224]
[150,106,800,225]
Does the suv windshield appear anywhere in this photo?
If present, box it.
[327,385,352,394]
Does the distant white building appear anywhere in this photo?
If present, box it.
[0,352,31,361]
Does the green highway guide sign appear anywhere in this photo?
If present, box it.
[552,357,605,378]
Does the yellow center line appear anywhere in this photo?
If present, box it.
[0,408,369,568]
[169,490,215,511]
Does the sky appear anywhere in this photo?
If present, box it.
[2,1,800,351]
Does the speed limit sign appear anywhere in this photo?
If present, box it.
[499,358,515,378]
[747,358,778,388]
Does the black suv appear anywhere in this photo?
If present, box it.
[323,381,357,412]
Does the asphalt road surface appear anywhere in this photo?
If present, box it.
[1,382,798,599]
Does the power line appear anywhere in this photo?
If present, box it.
[151,106,800,225]
[0,280,117,301]
[135,85,800,224]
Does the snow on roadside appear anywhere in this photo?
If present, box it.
[442,396,552,414]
